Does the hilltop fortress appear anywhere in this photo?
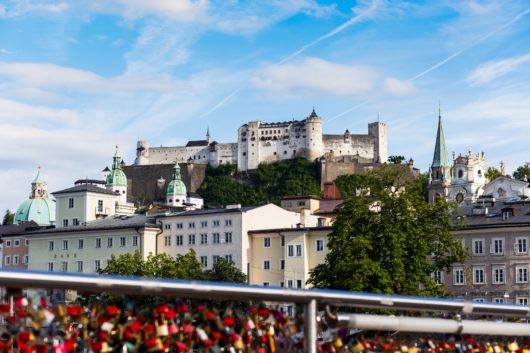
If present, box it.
[134,109,387,171]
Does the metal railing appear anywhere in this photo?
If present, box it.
[1,269,530,353]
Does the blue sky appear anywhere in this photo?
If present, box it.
[2,0,530,212]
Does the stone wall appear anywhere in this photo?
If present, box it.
[123,163,207,206]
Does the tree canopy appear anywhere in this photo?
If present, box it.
[99,249,246,283]
[387,155,406,164]
[513,163,530,181]
[308,165,467,296]
[486,167,503,182]
[2,209,14,225]
[198,159,321,207]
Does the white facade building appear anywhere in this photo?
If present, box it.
[134,110,387,172]
[156,204,319,275]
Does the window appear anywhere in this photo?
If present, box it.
[473,267,485,285]
[516,265,529,283]
[280,237,285,247]
[200,234,208,245]
[68,198,74,208]
[132,236,139,247]
[189,222,195,229]
[107,237,113,248]
[492,266,505,284]
[491,238,504,255]
[493,298,505,304]
[298,201,305,206]
[431,271,443,284]
[225,232,232,243]
[316,239,324,252]
[48,262,53,272]
[453,267,465,285]
[472,239,484,256]
[176,235,183,246]
[72,218,79,226]
[515,237,528,254]
[97,200,103,212]
[225,219,232,226]
[264,260,271,270]
[94,260,101,271]
[164,224,171,230]
[263,282,270,286]
[48,240,54,251]
[120,237,126,247]
[200,256,208,268]
[176,223,183,229]
[297,280,303,288]
[225,255,232,263]
[503,210,513,221]
[62,262,68,272]
[517,297,529,306]
[78,239,84,249]
[188,234,196,245]
[62,240,68,250]
[25,239,29,246]
[213,220,220,227]
[63,219,69,227]
[13,255,19,265]
[200,221,208,228]
[4,256,10,266]
[213,233,220,244]
[14,239,20,247]
[213,255,220,266]
[264,237,271,248]
[5,240,11,247]
[287,280,294,288]
[77,261,83,273]
[296,244,302,257]
[164,236,172,247]
[95,238,101,248]
[473,298,485,303]
[288,245,294,257]
[280,259,285,270]
[24,255,28,264]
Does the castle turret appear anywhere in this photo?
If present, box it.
[305,108,323,161]
[135,140,150,165]
[368,121,387,163]
[166,157,187,207]
[106,146,128,204]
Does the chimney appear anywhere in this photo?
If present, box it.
[300,208,306,227]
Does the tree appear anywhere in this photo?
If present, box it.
[513,163,530,181]
[308,166,467,296]
[2,209,14,225]
[99,249,245,283]
[387,155,405,164]
[486,167,502,182]
[205,257,246,283]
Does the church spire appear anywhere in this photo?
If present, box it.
[206,127,211,143]
[432,105,450,168]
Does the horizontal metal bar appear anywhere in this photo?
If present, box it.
[1,269,529,317]
[332,314,530,336]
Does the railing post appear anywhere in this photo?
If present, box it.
[304,299,317,353]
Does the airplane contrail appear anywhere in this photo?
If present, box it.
[199,2,378,119]
[329,6,530,121]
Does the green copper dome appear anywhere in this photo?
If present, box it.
[106,147,127,186]
[14,167,55,226]
[14,198,56,226]
[167,160,187,196]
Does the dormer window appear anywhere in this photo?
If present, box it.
[502,208,513,220]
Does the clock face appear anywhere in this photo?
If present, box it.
[456,193,464,203]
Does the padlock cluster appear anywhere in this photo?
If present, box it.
[0,296,306,353]
[318,334,530,353]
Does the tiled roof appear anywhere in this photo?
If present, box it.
[52,184,117,195]
[185,140,209,147]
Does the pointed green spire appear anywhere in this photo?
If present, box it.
[206,126,210,142]
[432,106,450,168]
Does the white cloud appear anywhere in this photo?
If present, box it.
[0,98,79,126]
[0,62,184,94]
[466,53,530,86]
[383,78,417,95]
[251,57,379,96]
[0,0,69,17]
